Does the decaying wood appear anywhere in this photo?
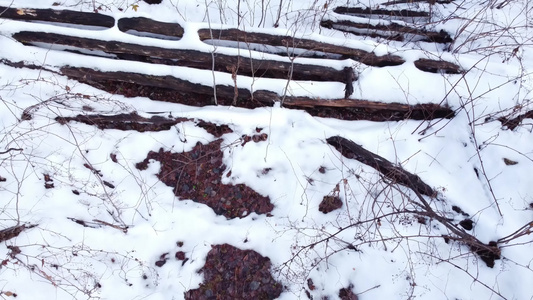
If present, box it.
[56,113,234,138]
[196,28,405,67]
[117,17,184,38]
[60,66,454,121]
[381,0,454,5]
[282,97,454,120]
[13,31,352,83]
[320,19,452,44]
[333,7,430,18]
[414,58,462,74]
[60,66,259,102]
[4,7,405,68]
[117,22,406,67]
[56,113,189,131]
[0,6,114,28]
[326,136,435,196]
[0,224,37,243]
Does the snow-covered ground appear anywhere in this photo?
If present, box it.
[0,0,532,299]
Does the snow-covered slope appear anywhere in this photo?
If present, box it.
[0,0,532,299]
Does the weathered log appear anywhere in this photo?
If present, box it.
[282,96,454,120]
[56,113,189,131]
[121,18,407,67]
[196,28,405,67]
[59,66,454,121]
[381,0,454,5]
[414,58,462,74]
[333,7,430,19]
[326,135,435,196]
[0,6,114,28]
[320,19,452,44]
[55,112,233,136]
[118,18,405,67]
[0,224,37,243]
[13,31,351,83]
[60,66,261,103]
[117,17,184,39]
[117,22,406,67]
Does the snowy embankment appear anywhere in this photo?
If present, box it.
[0,0,532,299]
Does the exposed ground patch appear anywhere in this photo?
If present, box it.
[136,139,274,219]
[184,244,283,300]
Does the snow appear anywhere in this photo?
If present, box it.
[1,0,533,299]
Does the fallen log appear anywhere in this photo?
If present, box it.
[326,135,436,196]
[0,224,37,243]
[60,66,260,103]
[0,6,114,28]
[117,16,184,39]
[320,19,453,44]
[333,6,429,18]
[381,0,454,5]
[56,113,189,131]
[55,112,233,136]
[281,96,455,120]
[414,58,462,74]
[59,66,454,121]
[13,31,353,85]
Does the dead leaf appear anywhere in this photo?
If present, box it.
[503,158,518,165]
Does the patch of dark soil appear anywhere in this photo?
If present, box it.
[241,133,268,146]
[135,139,274,219]
[339,284,358,300]
[451,205,469,216]
[319,195,343,213]
[196,120,233,137]
[155,253,169,267]
[471,241,501,268]
[459,219,473,231]
[43,173,54,189]
[184,244,283,300]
